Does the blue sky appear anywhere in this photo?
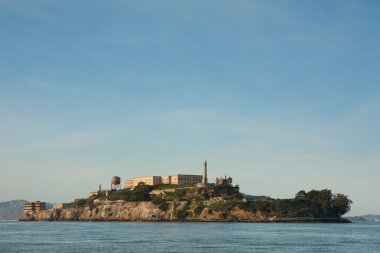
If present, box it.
[0,0,379,215]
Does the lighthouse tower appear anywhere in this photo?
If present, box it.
[202,160,208,184]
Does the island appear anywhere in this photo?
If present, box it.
[20,161,352,222]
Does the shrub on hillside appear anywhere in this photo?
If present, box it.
[208,201,235,213]
[194,205,203,216]
[174,209,189,220]
[158,202,169,211]
[68,199,86,208]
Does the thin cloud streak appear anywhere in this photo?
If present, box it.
[0,131,104,158]
[24,79,89,96]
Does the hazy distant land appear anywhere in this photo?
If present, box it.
[345,214,380,222]
[0,200,26,220]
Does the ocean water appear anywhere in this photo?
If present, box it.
[0,221,379,253]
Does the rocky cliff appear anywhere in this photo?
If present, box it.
[19,200,349,222]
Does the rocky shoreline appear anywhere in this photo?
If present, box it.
[19,201,350,223]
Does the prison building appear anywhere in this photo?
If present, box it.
[24,201,46,211]
[124,174,203,189]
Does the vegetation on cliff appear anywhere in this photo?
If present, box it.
[238,189,352,218]
[63,184,352,221]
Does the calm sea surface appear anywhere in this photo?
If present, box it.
[0,221,379,253]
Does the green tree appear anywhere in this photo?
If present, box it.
[174,210,189,220]
[299,189,333,217]
[295,190,306,200]
[194,205,203,216]
[132,184,153,201]
[331,194,352,217]
[317,189,333,216]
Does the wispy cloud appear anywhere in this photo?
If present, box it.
[157,107,334,148]
[0,130,104,158]
[24,78,89,96]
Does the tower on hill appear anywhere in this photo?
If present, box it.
[202,160,208,184]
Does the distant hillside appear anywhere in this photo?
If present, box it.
[345,215,380,222]
[0,200,26,220]
[346,216,368,222]
[361,214,380,221]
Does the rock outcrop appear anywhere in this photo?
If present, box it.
[19,200,349,222]
[20,201,171,222]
